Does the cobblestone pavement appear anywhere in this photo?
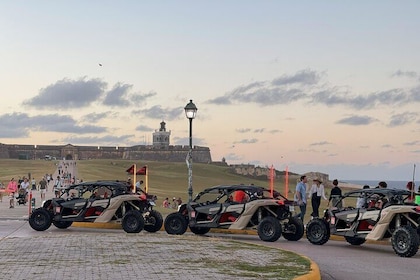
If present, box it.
[0,224,309,280]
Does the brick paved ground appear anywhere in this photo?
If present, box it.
[0,225,308,280]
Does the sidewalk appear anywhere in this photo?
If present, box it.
[0,160,77,221]
[0,188,57,220]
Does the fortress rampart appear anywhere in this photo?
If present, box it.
[0,143,212,163]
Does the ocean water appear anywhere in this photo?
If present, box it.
[344,180,416,190]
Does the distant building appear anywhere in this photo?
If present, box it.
[153,121,170,147]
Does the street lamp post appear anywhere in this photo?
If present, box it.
[184,100,197,202]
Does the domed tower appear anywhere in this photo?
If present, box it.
[152,121,171,147]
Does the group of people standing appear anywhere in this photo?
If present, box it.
[294,175,419,222]
[295,175,335,221]
[3,174,61,208]
[162,197,183,209]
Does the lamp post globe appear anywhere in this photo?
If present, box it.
[184,100,197,202]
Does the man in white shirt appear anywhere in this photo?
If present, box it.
[20,178,30,203]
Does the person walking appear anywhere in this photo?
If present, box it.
[309,178,327,218]
[328,179,342,208]
[39,177,47,201]
[53,176,62,198]
[6,178,18,208]
[31,177,36,191]
[294,175,308,221]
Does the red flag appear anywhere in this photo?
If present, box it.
[126,164,135,174]
[136,166,147,175]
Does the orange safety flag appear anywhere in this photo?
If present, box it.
[126,164,135,174]
[270,165,274,198]
[136,166,147,175]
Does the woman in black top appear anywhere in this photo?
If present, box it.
[329,179,342,208]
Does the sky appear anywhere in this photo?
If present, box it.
[0,1,419,181]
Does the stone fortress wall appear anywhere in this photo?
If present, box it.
[0,143,212,163]
[0,121,212,163]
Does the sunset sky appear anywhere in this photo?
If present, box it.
[0,1,419,181]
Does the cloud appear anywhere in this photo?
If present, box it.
[403,140,420,146]
[409,86,420,102]
[81,112,112,123]
[233,138,258,144]
[131,91,157,104]
[310,141,332,146]
[391,70,418,79]
[135,125,154,132]
[311,88,413,109]
[271,69,322,86]
[102,83,132,107]
[0,113,106,138]
[236,128,251,133]
[23,78,157,110]
[208,69,420,110]
[207,69,314,106]
[388,112,418,127]
[336,115,378,126]
[23,77,107,109]
[132,105,184,120]
[269,129,281,134]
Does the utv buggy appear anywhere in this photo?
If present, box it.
[306,188,420,257]
[164,184,304,242]
[29,180,163,233]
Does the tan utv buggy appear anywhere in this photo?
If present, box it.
[164,184,304,242]
[29,180,163,233]
[306,188,420,257]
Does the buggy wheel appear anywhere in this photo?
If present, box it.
[345,236,366,246]
[189,226,211,235]
[391,226,419,257]
[257,216,282,242]
[306,218,330,245]
[144,210,164,233]
[29,208,52,231]
[53,221,73,229]
[164,212,188,235]
[122,210,144,233]
[282,217,304,241]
